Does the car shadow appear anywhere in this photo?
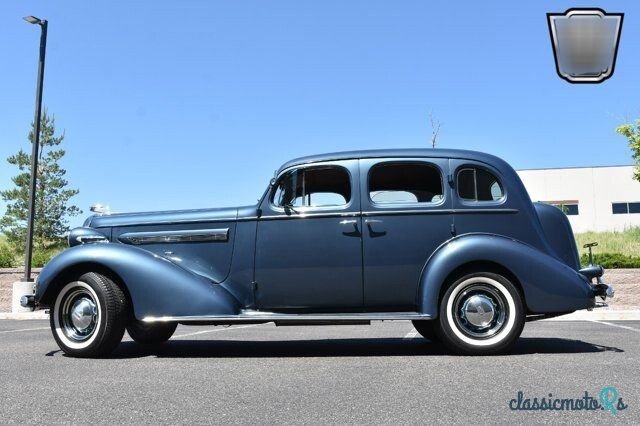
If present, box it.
[77,336,625,359]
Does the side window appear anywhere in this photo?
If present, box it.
[369,162,443,204]
[273,166,351,208]
[457,167,504,202]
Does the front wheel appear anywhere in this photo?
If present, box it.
[127,320,177,345]
[436,272,525,355]
[50,272,127,358]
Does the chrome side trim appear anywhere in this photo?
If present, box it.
[361,208,518,216]
[142,311,432,323]
[94,217,238,228]
[258,209,518,221]
[259,212,360,220]
[118,228,229,245]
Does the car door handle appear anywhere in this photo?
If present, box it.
[364,219,386,238]
[339,219,360,237]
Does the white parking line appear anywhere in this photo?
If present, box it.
[403,328,419,339]
[172,323,264,339]
[588,320,640,333]
[0,327,50,335]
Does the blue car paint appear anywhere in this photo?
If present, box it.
[38,244,240,319]
[418,233,594,317]
[254,159,365,309]
[359,157,453,309]
[36,149,598,320]
[533,202,581,270]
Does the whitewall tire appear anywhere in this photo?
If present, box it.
[50,272,127,357]
[437,272,524,355]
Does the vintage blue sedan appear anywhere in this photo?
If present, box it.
[23,149,613,356]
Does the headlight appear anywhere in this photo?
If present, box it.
[68,227,109,247]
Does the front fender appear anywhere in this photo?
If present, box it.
[36,244,240,320]
[418,234,594,317]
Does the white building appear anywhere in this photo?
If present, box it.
[517,165,640,233]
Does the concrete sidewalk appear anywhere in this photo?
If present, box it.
[0,310,48,320]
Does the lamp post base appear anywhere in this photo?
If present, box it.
[12,281,35,313]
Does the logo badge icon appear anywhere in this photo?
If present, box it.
[547,8,623,83]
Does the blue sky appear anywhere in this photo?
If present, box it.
[1,1,638,227]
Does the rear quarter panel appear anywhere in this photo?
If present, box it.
[418,234,595,317]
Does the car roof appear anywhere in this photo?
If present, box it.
[277,148,510,174]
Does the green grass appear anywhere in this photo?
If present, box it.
[575,227,640,268]
[575,227,640,258]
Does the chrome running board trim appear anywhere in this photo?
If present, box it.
[142,311,432,323]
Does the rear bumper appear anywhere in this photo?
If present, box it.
[592,282,615,300]
[579,265,604,280]
[578,264,614,299]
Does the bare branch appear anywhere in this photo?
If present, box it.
[429,111,442,148]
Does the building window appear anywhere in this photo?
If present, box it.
[563,204,579,215]
[612,203,628,214]
[545,201,579,216]
[612,202,640,214]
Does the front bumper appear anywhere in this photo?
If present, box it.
[19,282,36,310]
[20,295,35,309]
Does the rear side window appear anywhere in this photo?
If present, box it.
[369,162,443,204]
[457,167,504,202]
[273,166,351,208]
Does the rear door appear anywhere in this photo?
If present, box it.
[360,158,453,310]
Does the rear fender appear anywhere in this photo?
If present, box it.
[36,244,240,320]
[417,234,594,317]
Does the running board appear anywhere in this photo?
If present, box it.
[142,311,432,323]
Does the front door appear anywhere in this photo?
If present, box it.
[360,158,453,310]
[254,160,363,310]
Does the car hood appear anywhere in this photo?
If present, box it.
[87,206,240,228]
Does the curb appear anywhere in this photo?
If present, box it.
[0,310,638,321]
[0,311,49,320]
[545,309,640,321]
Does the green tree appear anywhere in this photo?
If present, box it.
[616,119,640,182]
[0,111,82,252]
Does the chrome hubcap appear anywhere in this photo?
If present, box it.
[454,284,508,339]
[461,294,496,328]
[61,289,99,342]
[70,298,97,331]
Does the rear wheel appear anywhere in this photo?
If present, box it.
[127,320,177,345]
[436,272,525,355]
[50,272,127,357]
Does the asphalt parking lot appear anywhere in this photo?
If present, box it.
[1,319,638,424]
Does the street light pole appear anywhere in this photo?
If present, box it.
[23,16,48,282]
